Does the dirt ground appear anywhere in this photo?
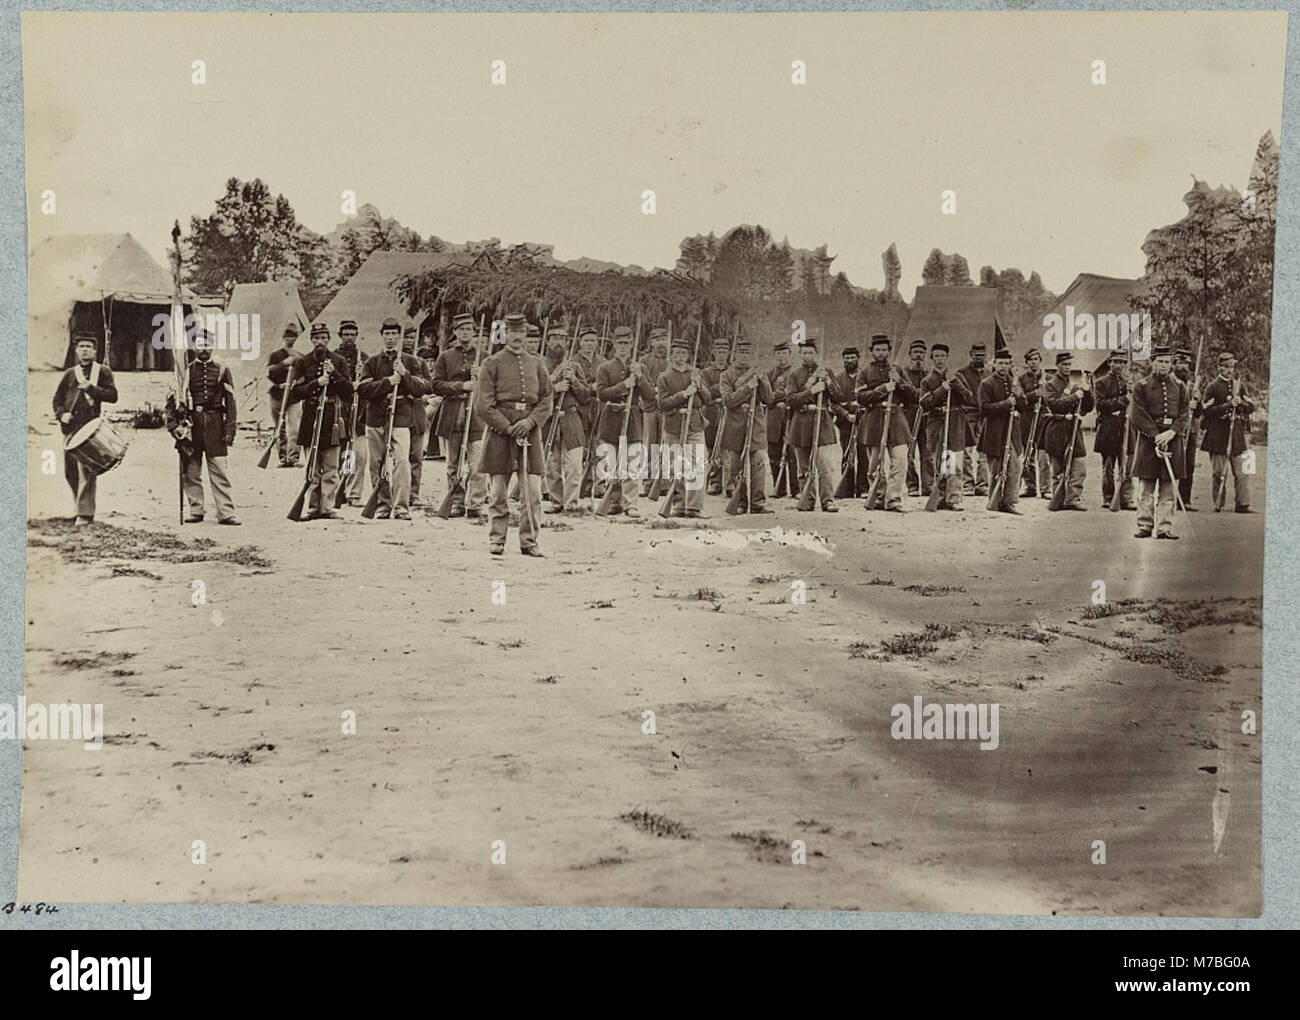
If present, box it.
[20,373,1264,915]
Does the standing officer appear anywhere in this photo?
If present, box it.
[476,313,554,556]
[1129,344,1190,539]
[183,328,241,525]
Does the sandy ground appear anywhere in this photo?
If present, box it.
[19,373,1263,914]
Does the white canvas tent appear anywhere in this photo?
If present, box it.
[224,281,311,421]
[28,233,207,372]
[1037,274,1147,374]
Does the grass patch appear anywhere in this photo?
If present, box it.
[879,622,961,659]
[619,809,694,840]
[497,638,525,650]
[54,651,135,671]
[863,575,895,586]
[687,587,723,601]
[586,599,616,610]
[902,583,967,597]
[29,519,271,569]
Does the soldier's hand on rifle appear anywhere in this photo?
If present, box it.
[76,374,92,390]
[885,380,896,394]
[811,380,825,394]
[59,412,71,425]
[509,418,532,439]
[746,375,759,390]
[318,374,329,389]
[556,380,570,393]
[1155,428,1176,448]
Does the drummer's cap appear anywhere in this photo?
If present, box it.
[379,318,401,335]
[452,313,475,329]
[73,330,98,348]
[310,322,330,340]
[338,320,358,337]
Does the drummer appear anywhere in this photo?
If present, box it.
[53,331,118,527]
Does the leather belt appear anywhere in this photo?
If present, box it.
[503,401,533,411]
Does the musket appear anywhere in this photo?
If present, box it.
[861,366,902,509]
[925,379,953,512]
[517,435,539,542]
[1023,373,1044,499]
[334,351,364,508]
[725,381,760,515]
[361,349,401,519]
[1049,376,1087,512]
[595,314,642,516]
[796,341,827,512]
[832,409,860,501]
[575,312,612,500]
[258,357,295,470]
[656,323,706,514]
[986,378,1021,511]
[288,361,330,521]
[437,313,487,519]
[542,313,582,465]
[167,221,191,526]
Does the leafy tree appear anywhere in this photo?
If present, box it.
[882,243,902,299]
[184,178,306,296]
[921,248,947,286]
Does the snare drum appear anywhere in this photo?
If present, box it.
[65,417,129,475]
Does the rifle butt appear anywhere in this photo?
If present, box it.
[287,483,310,522]
[256,442,274,470]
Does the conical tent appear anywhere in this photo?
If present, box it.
[1036,274,1147,374]
[224,281,310,421]
[28,233,203,371]
[894,285,1010,369]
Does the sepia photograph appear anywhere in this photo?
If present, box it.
[15,9,1284,917]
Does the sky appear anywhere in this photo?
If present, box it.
[22,10,1288,297]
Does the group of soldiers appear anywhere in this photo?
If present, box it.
[249,314,1256,552]
[54,314,1258,553]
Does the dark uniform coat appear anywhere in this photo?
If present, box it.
[53,362,118,437]
[856,361,916,448]
[187,357,237,456]
[474,348,554,475]
[267,346,303,400]
[430,345,483,440]
[357,351,431,430]
[1199,376,1255,457]
[920,370,973,452]
[900,364,926,436]
[956,363,988,442]
[639,351,669,413]
[1042,371,1094,460]
[335,341,368,438]
[288,347,354,448]
[595,358,656,444]
[1018,368,1048,449]
[719,366,773,453]
[549,358,595,451]
[1092,367,1129,459]
[977,373,1027,460]
[656,366,711,437]
[784,363,842,448]
[1130,372,1191,479]
[573,353,602,438]
[766,365,793,445]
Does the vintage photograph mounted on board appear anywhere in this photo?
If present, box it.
[19,10,1283,915]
